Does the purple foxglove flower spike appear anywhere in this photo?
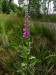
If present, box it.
[23,19,30,38]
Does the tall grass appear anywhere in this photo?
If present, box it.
[30,22,56,75]
[0,14,24,46]
[33,14,56,22]
[0,14,56,75]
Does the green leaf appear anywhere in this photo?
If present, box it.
[29,56,37,66]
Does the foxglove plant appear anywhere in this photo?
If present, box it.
[22,17,37,75]
[14,16,37,75]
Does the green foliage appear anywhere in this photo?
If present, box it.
[30,22,55,41]
[33,14,56,22]
[44,14,56,22]
[0,14,24,46]
[30,23,42,35]
[17,7,25,17]
[18,0,24,7]
[0,14,56,75]
[28,0,41,17]
[2,0,10,14]
[42,26,54,41]
[13,45,37,75]
[10,3,18,13]
[1,0,18,14]
[31,37,56,75]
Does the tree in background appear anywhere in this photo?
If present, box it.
[39,0,52,14]
[0,0,53,15]
[2,0,9,13]
[0,0,4,12]
[10,2,18,13]
[47,0,52,14]
[41,0,47,14]
[53,0,56,12]
[18,0,24,7]
[28,0,42,17]
[8,0,13,12]
[2,0,17,14]
[17,0,25,16]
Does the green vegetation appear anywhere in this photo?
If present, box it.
[0,14,56,75]
[0,0,56,75]
[33,14,56,22]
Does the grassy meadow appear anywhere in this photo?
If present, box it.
[0,14,56,75]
